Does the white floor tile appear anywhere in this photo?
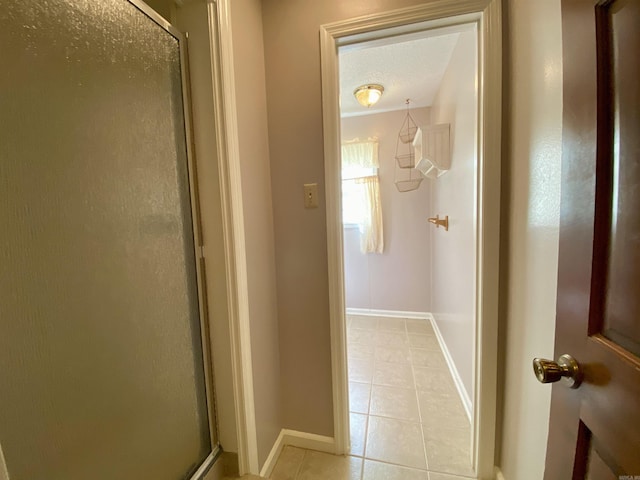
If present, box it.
[296,451,362,480]
[362,459,429,480]
[350,316,378,330]
[270,446,305,480]
[408,334,440,350]
[418,390,470,431]
[348,343,375,361]
[406,319,435,335]
[428,472,475,480]
[377,317,406,332]
[413,367,457,394]
[348,327,376,346]
[349,381,371,414]
[410,348,447,368]
[365,416,427,470]
[372,361,414,389]
[423,426,474,477]
[349,358,374,383]
[350,412,367,456]
[340,314,473,480]
[375,345,412,364]
[370,384,420,422]
[375,330,409,347]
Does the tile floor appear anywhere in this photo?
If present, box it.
[266,315,474,480]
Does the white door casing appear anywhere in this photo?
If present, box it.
[204,0,260,475]
[320,1,502,478]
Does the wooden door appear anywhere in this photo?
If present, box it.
[543,0,640,478]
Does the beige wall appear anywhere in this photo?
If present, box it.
[230,0,282,469]
[429,30,478,403]
[173,0,240,454]
[341,108,432,313]
[261,0,563,472]
[168,0,563,473]
[261,0,439,438]
[142,0,173,21]
[497,0,563,478]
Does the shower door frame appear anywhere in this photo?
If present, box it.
[127,1,220,477]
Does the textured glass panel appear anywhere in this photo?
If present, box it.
[0,1,211,479]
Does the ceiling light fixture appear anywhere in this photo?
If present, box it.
[353,84,384,108]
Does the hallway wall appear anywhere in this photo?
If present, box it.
[175,0,284,467]
[143,0,173,21]
[429,29,478,404]
[261,0,435,438]
[241,1,561,477]
[231,0,282,469]
[342,108,432,314]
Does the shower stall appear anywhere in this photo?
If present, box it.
[0,1,219,478]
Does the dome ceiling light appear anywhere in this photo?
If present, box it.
[353,84,384,108]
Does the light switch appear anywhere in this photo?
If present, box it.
[304,183,319,209]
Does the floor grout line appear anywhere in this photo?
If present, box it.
[292,448,306,480]
[359,380,373,480]
[407,319,431,474]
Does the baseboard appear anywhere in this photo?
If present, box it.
[346,308,429,320]
[495,466,506,480]
[259,429,335,478]
[428,313,473,421]
[259,430,285,478]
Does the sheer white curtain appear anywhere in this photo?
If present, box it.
[356,175,384,253]
[341,139,378,170]
[342,139,384,253]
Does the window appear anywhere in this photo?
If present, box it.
[341,139,384,253]
[342,165,376,225]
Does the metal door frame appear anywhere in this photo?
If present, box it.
[126,1,220,477]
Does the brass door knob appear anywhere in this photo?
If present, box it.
[532,354,582,389]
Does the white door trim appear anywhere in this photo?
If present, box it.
[207,0,259,475]
[320,1,502,477]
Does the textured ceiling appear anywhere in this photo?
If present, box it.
[339,30,461,117]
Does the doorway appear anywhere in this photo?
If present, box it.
[339,23,478,478]
[320,1,502,478]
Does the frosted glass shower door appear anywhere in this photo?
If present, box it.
[0,1,216,479]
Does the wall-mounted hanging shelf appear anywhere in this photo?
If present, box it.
[395,178,423,192]
[413,123,451,179]
[394,99,422,192]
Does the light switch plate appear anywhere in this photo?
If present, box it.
[304,183,319,208]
